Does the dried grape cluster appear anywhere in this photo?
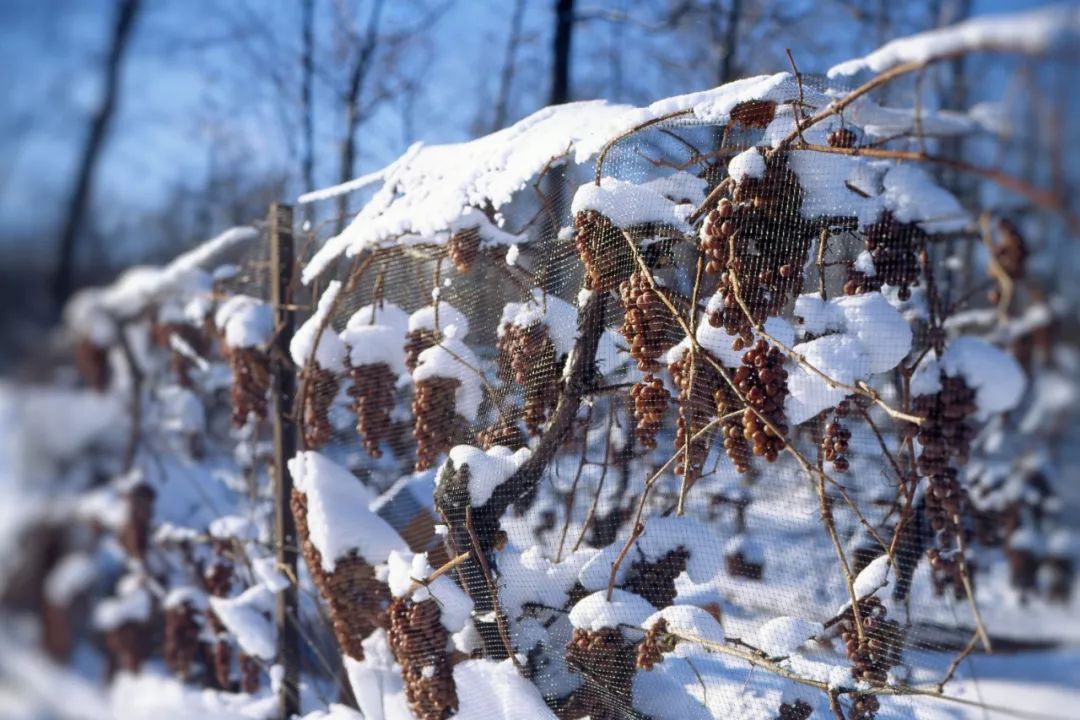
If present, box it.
[413,377,462,471]
[845,213,924,300]
[703,157,813,341]
[299,367,338,449]
[574,210,634,292]
[822,400,853,472]
[635,617,674,671]
[75,338,110,391]
[839,598,903,719]
[292,490,389,660]
[404,329,440,373]
[669,349,721,487]
[729,99,777,129]
[988,218,1028,304]
[224,346,271,426]
[448,226,481,273]
[630,374,670,449]
[914,374,977,477]
[477,418,526,451]
[565,627,637,720]
[496,322,561,434]
[776,699,814,720]
[736,340,789,463]
[619,269,669,371]
[347,361,397,457]
[163,601,202,681]
[625,547,689,608]
[714,373,751,473]
[827,127,858,148]
[387,597,458,720]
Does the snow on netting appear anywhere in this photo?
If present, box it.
[27,7,1080,720]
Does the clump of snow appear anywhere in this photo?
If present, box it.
[505,244,520,266]
[385,551,474,632]
[412,338,484,422]
[853,555,891,598]
[641,604,724,651]
[93,575,152,632]
[499,289,580,357]
[571,176,696,233]
[939,337,1025,418]
[499,546,596,615]
[788,151,883,225]
[208,514,258,542]
[44,552,97,606]
[881,164,968,233]
[828,4,1080,77]
[755,616,823,656]
[345,301,409,334]
[568,589,657,635]
[728,148,767,183]
[252,556,290,594]
[288,451,407,572]
[208,585,275,661]
[439,445,531,507]
[163,586,207,611]
[340,324,407,376]
[214,295,273,349]
[454,659,558,719]
[408,302,470,338]
[291,281,347,371]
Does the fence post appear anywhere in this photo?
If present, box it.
[269,202,300,719]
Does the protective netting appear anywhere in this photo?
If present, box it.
[28,9,1080,720]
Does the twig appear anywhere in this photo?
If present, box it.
[464,506,521,668]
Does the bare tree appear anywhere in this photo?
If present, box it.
[550,0,576,105]
[301,0,317,224]
[52,0,141,310]
[492,0,528,131]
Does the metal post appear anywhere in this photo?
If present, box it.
[269,202,300,719]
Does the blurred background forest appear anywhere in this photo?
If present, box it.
[0,0,1054,373]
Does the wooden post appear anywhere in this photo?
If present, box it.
[269,203,300,719]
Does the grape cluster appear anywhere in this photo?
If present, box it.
[404,329,440,373]
[630,374,670,449]
[75,338,110,391]
[736,340,789,463]
[574,210,635,292]
[822,403,852,472]
[619,269,669,371]
[626,547,690,608]
[703,157,813,341]
[775,699,813,720]
[292,490,389,660]
[566,627,637,720]
[239,654,260,694]
[914,374,977,478]
[448,226,481,273]
[669,349,721,488]
[839,597,903,686]
[827,127,857,148]
[497,322,561,434]
[729,99,777,129]
[635,617,674,671]
[347,361,396,458]
[850,213,924,301]
[477,417,526,451]
[224,346,271,427]
[413,377,462,471]
[388,597,458,720]
[300,367,338,449]
[163,601,202,681]
[714,375,751,473]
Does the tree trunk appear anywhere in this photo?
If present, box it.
[301,0,316,225]
[52,0,141,312]
[549,0,575,105]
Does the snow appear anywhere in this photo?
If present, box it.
[251,556,290,594]
[695,311,796,367]
[786,334,869,425]
[568,589,658,635]
[498,545,596,615]
[853,555,891,598]
[727,148,767,184]
[571,176,696,233]
[109,671,275,720]
[288,451,407,572]
[214,295,273,349]
[343,630,409,719]
[641,604,725,650]
[384,551,474,632]
[439,444,531,507]
[340,324,407,376]
[504,244,519,266]
[788,151,883,225]
[163,586,208,611]
[881,164,968,233]
[412,338,485,422]
[291,281,347,371]
[208,585,275,661]
[345,301,409,334]
[940,337,1026,418]
[301,705,365,720]
[43,552,97,606]
[408,302,470,338]
[92,575,152,631]
[209,514,258,541]
[499,289,580,357]
[453,659,558,720]
[755,616,823,656]
[828,4,1080,77]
